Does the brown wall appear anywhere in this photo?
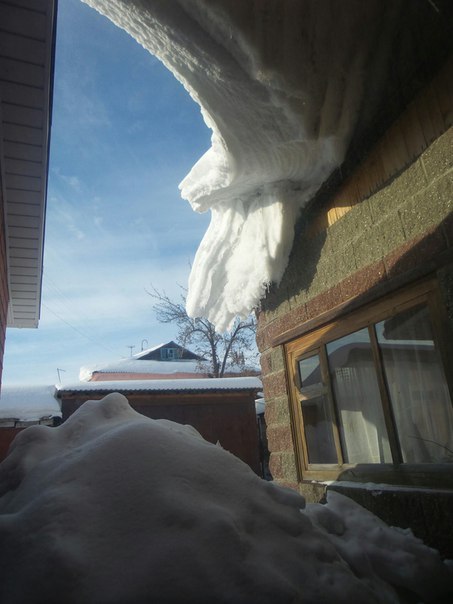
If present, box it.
[0,427,23,461]
[89,372,210,381]
[60,390,262,475]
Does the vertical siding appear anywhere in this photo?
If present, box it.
[0,178,9,385]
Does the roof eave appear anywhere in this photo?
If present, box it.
[1,0,58,328]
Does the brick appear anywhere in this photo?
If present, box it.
[269,451,299,484]
[286,302,309,329]
[305,282,344,319]
[340,259,386,301]
[352,212,407,271]
[266,424,295,453]
[269,452,283,479]
[259,350,272,375]
[255,325,268,352]
[328,202,372,251]
[260,347,285,376]
[261,370,287,400]
[399,175,453,242]
[272,346,286,372]
[420,127,453,183]
[384,228,446,279]
[264,396,291,426]
[273,479,300,493]
[265,316,287,345]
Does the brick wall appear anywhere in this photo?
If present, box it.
[257,61,453,492]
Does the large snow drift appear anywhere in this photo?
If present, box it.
[0,393,451,603]
[81,0,400,330]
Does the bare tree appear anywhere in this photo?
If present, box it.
[148,285,258,377]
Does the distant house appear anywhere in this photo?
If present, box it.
[80,341,209,381]
[0,1,56,386]
[80,341,260,381]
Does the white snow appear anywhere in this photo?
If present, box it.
[79,357,204,381]
[59,376,262,393]
[79,344,257,381]
[255,396,265,415]
[0,385,61,422]
[81,0,394,330]
[0,393,451,603]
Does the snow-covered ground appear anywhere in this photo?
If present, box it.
[81,0,396,330]
[0,393,451,603]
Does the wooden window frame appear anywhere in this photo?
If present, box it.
[285,277,453,483]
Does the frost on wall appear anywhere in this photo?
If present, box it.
[82,0,401,330]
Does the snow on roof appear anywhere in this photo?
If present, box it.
[59,376,262,395]
[1,392,451,603]
[79,342,207,381]
[83,0,409,330]
[79,358,203,382]
[0,385,61,422]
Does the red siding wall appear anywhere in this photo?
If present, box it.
[60,391,262,475]
[0,182,9,386]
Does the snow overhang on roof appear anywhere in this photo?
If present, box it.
[0,0,57,328]
[83,0,453,331]
[0,384,61,422]
[57,376,262,395]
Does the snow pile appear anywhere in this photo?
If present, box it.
[0,393,451,603]
[0,385,60,422]
[81,0,395,330]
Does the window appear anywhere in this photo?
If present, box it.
[160,347,179,360]
[285,279,453,480]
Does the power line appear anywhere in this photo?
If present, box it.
[41,302,119,356]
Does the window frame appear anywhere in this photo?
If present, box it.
[285,277,453,482]
[160,347,178,360]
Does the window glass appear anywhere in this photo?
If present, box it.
[376,305,453,463]
[161,348,177,360]
[298,354,337,464]
[327,328,392,464]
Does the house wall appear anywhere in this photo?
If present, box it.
[257,58,453,555]
[89,372,210,381]
[59,390,262,475]
[0,426,22,461]
[0,170,9,385]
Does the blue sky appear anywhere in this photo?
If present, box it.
[2,0,211,385]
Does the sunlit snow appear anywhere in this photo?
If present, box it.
[0,394,451,603]
[81,0,396,330]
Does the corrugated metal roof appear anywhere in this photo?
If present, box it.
[57,376,263,395]
[0,0,57,327]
